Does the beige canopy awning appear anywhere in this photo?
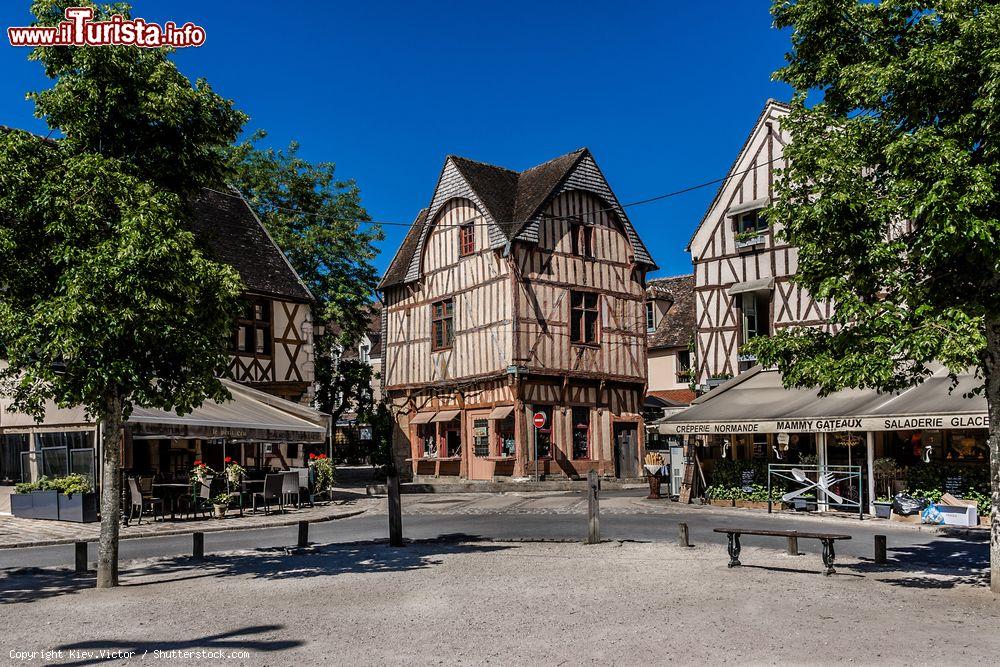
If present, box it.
[656,365,986,435]
[410,412,437,425]
[727,197,770,217]
[727,277,775,296]
[488,405,514,420]
[2,379,330,443]
[432,410,461,423]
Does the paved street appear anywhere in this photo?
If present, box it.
[0,490,987,580]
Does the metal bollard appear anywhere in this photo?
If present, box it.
[192,532,205,560]
[388,472,403,547]
[297,521,309,548]
[678,522,691,548]
[874,534,887,564]
[74,541,88,573]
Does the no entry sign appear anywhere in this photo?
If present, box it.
[532,411,547,429]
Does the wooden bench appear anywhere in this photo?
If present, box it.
[713,528,852,576]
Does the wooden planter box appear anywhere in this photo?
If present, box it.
[709,499,734,508]
[57,493,99,523]
[10,490,60,520]
[735,500,770,510]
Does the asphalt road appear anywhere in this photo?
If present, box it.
[0,491,987,575]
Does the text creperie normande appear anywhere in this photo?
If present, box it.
[8,7,205,48]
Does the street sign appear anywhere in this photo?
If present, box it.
[532,411,547,429]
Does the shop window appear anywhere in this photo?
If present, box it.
[459,222,475,257]
[431,299,455,351]
[443,424,462,458]
[534,406,552,459]
[418,424,437,458]
[570,291,599,345]
[473,419,490,457]
[496,417,515,457]
[946,430,987,461]
[0,434,29,484]
[572,407,591,460]
[571,220,594,258]
[232,298,272,356]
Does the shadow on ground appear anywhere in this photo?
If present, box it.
[845,536,989,588]
[51,624,300,667]
[0,535,507,605]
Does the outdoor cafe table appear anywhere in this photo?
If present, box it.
[151,482,190,520]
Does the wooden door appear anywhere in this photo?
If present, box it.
[614,423,638,479]
[468,416,493,480]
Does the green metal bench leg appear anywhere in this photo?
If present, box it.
[727,532,742,567]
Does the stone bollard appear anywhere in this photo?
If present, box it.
[388,471,403,547]
[74,541,88,573]
[874,534,887,564]
[678,522,691,548]
[586,469,601,545]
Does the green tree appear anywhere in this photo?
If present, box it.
[228,135,383,428]
[0,1,246,588]
[749,0,1000,590]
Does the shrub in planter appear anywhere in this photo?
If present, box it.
[11,474,96,521]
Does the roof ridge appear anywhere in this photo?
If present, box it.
[447,154,518,175]
[517,147,588,175]
[648,273,694,282]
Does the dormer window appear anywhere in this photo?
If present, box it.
[360,344,370,363]
[646,302,656,332]
[459,222,475,257]
[736,210,767,236]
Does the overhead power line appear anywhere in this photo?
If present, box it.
[207,154,783,233]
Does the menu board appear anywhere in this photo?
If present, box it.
[741,469,755,492]
[944,475,965,497]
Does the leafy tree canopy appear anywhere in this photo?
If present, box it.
[748,0,1000,394]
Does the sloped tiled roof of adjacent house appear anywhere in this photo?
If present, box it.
[188,188,313,303]
[379,148,655,289]
[647,273,695,350]
[647,388,697,406]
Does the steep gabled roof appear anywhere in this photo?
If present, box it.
[687,99,791,253]
[378,209,427,290]
[188,188,313,302]
[647,274,695,350]
[380,148,655,288]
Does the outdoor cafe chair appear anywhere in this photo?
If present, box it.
[281,470,301,508]
[252,473,284,515]
[181,476,214,520]
[126,477,163,525]
[295,467,314,507]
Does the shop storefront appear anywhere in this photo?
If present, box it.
[655,366,990,515]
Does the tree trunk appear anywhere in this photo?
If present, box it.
[96,392,124,589]
[985,320,1000,594]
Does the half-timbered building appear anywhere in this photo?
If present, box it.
[379,149,657,481]
[688,100,834,390]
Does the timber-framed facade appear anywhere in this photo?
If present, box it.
[380,149,657,481]
[688,100,834,390]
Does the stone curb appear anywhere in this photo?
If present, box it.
[0,506,371,550]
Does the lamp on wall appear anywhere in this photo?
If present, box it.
[923,445,933,463]
[772,445,782,460]
[722,442,730,459]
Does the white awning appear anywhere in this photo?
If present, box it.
[727,197,770,217]
[727,277,775,296]
[656,365,986,435]
[432,410,461,423]
[488,405,514,420]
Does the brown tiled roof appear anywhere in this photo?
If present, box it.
[380,148,653,288]
[188,188,313,302]
[379,209,427,290]
[647,389,697,406]
[647,274,695,350]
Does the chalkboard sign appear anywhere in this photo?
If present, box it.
[944,475,965,497]
[741,469,755,492]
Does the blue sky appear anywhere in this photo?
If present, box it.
[0,1,792,278]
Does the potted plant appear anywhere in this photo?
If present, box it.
[10,474,97,522]
[872,458,898,518]
[308,452,335,500]
[10,478,59,520]
[643,452,665,499]
[211,493,233,519]
[223,457,246,489]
